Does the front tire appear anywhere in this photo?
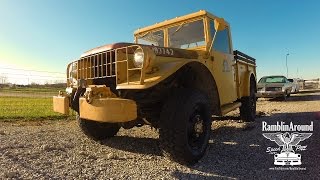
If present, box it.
[159,89,211,165]
[77,115,120,140]
[240,79,256,122]
[281,91,288,101]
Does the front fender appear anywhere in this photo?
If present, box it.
[116,59,196,90]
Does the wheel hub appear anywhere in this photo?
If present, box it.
[194,115,204,136]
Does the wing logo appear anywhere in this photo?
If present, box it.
[263,132,312,166]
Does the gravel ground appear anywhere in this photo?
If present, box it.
[1,90,320,179]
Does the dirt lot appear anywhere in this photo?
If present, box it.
[1,90,319,179]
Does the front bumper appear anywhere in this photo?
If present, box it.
[79,97,137,122]
[53,94,137,123]
[256,91,285,98]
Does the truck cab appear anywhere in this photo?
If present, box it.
[53,10,257,165]
[133,10,256,113]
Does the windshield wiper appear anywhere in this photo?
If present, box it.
[139,31,150,39]
[171,22,186,35]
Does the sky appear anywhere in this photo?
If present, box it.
[0,0,320,84]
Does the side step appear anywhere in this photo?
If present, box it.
[221,102,242,116]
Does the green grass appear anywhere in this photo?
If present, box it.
[0,96,70,120]
[1,87,64,93]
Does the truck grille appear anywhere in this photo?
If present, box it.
[77,50,116,80]
[67,44,144,87]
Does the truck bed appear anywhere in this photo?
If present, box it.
[234,50,256,65]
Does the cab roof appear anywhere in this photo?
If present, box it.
[134,10,228,36]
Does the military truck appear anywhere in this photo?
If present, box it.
[53,10,257,165]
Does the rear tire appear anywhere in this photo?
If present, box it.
[77,115,120,140]
[159,89,211,165]
[240,79,256,122]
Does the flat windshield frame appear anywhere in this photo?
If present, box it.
[134,18,206,49]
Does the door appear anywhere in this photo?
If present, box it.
[209,20,237,105]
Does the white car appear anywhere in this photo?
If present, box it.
[274,151,301,166]
[288,78,300,93]
[256,76,293,100]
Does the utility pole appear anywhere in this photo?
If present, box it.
[286,53,289,78]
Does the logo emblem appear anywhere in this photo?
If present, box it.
[222,60,230,72]
[263,132,312,166]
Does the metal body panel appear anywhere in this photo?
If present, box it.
[117,60,192,89]
[79,97,137,122]
[210,51,237,105]
[221,102,242,115]
[235,60,257,98]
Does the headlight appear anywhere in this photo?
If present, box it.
[68,62,78,86]
[70,62,78,78]
[66,87,74,95]
[133,48,145,68]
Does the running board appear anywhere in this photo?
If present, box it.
[221,102,242,115]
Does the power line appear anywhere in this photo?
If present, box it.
[1,76,65,81]
[0,67,65,74]
[0,72,65,78]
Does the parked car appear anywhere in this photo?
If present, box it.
[256,75,292,100]
[288,78,300,93]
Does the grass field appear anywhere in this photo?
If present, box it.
[0,87,65,98]
[0,87,64,92]
[0,96,71,120]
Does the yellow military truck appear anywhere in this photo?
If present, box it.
[53,10,257,164]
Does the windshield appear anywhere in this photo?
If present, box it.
[168,19,205,49]
[137,30,164,46]
[259,76,287,83]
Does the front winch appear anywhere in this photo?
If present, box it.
[84,85,117,104]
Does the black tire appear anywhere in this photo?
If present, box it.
[281,91,288,101]
[240,80,256,122]
[159,89,211,165]
[77,115,120,140]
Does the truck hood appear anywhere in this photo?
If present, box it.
[80,42,199,59]
[81,42,133,58]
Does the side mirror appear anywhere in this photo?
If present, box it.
[214,18,227,31]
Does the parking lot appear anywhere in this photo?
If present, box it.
[0,90,319,179]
